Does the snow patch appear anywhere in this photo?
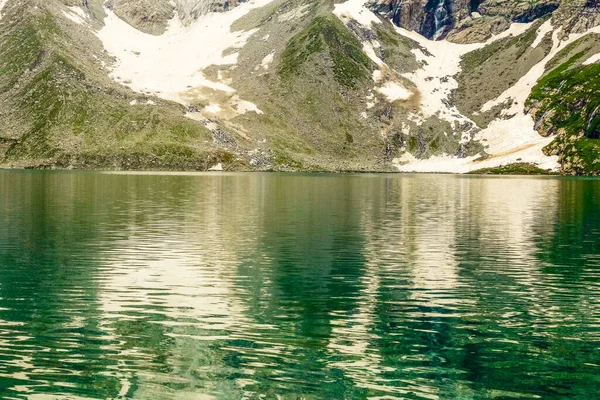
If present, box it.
[278,4,310,22]
[362,42,384,66]
[388,19,565,172]
[334,0,381,27]
[205,121,219,130]
[393,125,557,173]
[184,111,207,122]
[377,81,411,102]
[335,0,561,172]
[583,52,600,65]
[96,0,274,117]
[372,70,383,82]
[204,104,223,114]
[362,38,413,104]
[366,92,376,109]
[531,19,552,48]
[395,21,533,123]
[396,23,600,173]
[0,0,9,19]
[62,7,87,25]
[260,52,274,70]
[482,24,600,115]
[431,151,553,173]
[234,97,263,115]
[69,6,87,20]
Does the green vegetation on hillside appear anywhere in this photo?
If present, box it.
[279,15,372,88]
[469,163,556,175]
[1,1,599,174]
[529,52,600,139]
[527,47,600,175]
[0,6,224,170]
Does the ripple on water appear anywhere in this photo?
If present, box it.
[0,172,599,399]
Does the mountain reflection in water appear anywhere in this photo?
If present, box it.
[0,171,599,399]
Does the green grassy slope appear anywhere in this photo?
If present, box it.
[0,3,226,170]
[527,34,600,175]
[228,4,394,171]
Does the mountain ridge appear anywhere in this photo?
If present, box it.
[0,0,598,174]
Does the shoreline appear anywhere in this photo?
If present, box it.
[0,164,587,177]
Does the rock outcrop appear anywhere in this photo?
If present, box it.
[555,0,600,37]
[104,0,248,34]
[369,0,561,42]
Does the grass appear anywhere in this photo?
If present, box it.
[274,153,304,170]
[573,138,600,174]
[0,7,224,170]
[468,163,557,175]
[279,15,372,88]
[527,47,600,174]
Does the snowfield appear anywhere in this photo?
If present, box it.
[0,0,9,19]
[334,0,570,173]
[583,52,600,65]
[94,0,277,118]
[75,0,600,173]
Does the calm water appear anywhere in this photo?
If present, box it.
[0,171,599,399]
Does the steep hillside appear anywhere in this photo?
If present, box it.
[527,33,600,174]
[0,0,598,173]
[0,0,225,169]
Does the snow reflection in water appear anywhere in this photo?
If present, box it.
[0,172,599,399]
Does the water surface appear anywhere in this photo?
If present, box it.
[0,171,599,399]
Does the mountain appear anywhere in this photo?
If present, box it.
[0,0,598,174]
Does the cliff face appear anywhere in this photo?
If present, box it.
[369,0,472,40]
[101,0,248,34]
[369,0,561,42]
[554,0,600,36]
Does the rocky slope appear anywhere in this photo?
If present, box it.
[369,0,599,43]
[105,0,249,34]
[0,0,598,174]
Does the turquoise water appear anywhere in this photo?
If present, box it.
[0,171,599,399]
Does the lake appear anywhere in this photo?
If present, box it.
[0,171,599,399]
